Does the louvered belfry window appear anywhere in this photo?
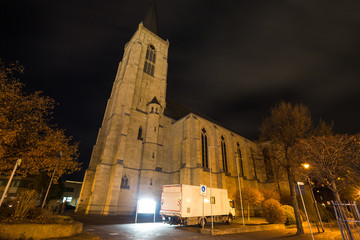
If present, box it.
[144,44,156,76]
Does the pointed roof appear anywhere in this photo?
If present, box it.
[147,96,161,106]
[143,1,158,35]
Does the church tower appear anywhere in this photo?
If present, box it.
[76,3,170,215]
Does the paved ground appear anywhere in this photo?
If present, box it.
[65,212,343,240]
[83,223,342,240]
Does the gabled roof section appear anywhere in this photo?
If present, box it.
[147,96,161,106]
[143,1,158,35]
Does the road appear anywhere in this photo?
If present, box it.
[66,212,341,240]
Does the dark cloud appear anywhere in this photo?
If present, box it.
[1,0,360,181]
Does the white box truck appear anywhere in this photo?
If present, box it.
[160,184,235,226]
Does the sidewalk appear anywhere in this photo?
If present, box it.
[199,217,342,239]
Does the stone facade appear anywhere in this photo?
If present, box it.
[76,22,280,215]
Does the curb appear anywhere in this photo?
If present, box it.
[48,231,100,240]
[200,224,285,235]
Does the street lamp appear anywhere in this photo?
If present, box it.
[42,152,62,208]
[235,155,245,226]
[207,144,216,229]
[302,163,324,233]
[0,159,22,207]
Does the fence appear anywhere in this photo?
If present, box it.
[332,201,360,240]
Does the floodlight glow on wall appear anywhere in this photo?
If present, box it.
[135,198,157,223]
[138,199,156,214]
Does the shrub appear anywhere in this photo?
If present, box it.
[234,187,264,221]
[0,198,16,221]
[262,199,286,224]
[46,199,62,213]
[27,207,57,223]
[282,205,296,225]
[262,189,280,201]
[13,190,38,219]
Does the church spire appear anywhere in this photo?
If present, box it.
[143,0,158,35]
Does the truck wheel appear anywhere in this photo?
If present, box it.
[199,218,206,228]
[226,215,233,225]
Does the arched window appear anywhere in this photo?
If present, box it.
[236,143,244,177]
[201,128,208,168]
[221,136,228,173]
[250,148,257,179]
[137,127,143,140]
[144,44,156,76]
[262,148,274,180]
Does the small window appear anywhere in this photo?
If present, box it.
[137,127,143,140]
[18,181,30,188]
[65,187,74,192]
[154,127,156,132]
[152,152,155,158]
[150,178,152,186]
[151,107,154,113]
[211,196,215,204]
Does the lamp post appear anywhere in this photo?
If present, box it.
[208,145,214,229]
[302,163,324,233]
[0,159,22,207]
[42,152,62,208]
[235,155,245,226]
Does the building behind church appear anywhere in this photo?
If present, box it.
[76,5,285,216]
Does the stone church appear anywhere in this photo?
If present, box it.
[76,4,277,215]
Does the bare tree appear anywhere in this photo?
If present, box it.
[294,134,360,202]
[260,101,312,235]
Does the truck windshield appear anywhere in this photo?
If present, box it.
[229,200,235,208]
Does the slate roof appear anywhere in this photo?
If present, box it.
[164,98,245,137]
[143,1,158,35]
[147,96,161,106]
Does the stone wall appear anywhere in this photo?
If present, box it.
[0,222,83,240]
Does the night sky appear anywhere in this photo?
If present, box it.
[1,0,360,181]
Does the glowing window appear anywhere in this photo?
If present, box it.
[63,197,72,203]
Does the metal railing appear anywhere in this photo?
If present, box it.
[332,201,360,240]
